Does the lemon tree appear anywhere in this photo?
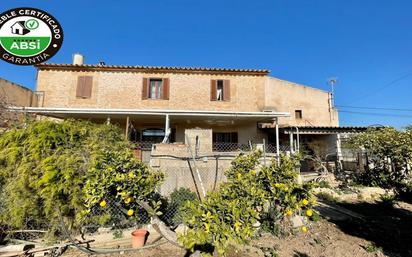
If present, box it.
[179,152,316,256]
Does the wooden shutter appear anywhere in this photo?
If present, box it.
[76,76,85,97]
[83,76,93,98]
[76,76,92,98]
[223,80,230,101]
[210,80,217,101]
[162,78,170,100]
[142,78,149,99]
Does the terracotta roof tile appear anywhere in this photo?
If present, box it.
[35,63,270,75]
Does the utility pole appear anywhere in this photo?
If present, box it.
[327,77,338,123]
[327,77,338,108]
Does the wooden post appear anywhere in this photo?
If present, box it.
[125,116,130,141]
[275,118,280,164]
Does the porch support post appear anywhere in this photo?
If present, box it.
[275,118,280,164]
[162,114,170,143]
[125,116,130,141]
[296,127,300,152]
[289,131,294,153]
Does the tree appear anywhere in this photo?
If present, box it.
[349,127,412,199]
[0,119,163,238]
[179,152,316,256]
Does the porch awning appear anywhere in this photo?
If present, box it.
[280,126,374,135]
[9,107,290,122]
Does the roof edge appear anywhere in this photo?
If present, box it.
[35,63,270,76]
[8,107,290,117]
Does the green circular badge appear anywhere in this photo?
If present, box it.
[0,7,64,66]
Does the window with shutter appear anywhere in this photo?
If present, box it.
[143,78,169,100]
[212,79,230,101]
[76,76,93,99]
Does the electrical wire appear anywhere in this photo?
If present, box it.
[338,110,412,118]
[346,71,412,103]
[336,105,412,112]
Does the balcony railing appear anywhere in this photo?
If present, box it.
[212,143,251,152]
[213,142,291,153]
[133,141,292,153]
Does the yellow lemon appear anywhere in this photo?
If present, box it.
[128,172,135,179]
[127,209,134,216]
[124,197,133,204]
[237,173,242,180]
[99,200,107,208]
[302,199,309,206]
[234,221,242,232]
[285,209,293,216]
[301,226,308,233]
[306,209,313,217]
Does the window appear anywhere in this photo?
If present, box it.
[142,78,169,100]
[76,76,93,98]
[211,79,230,101]
[213,132,238,143]
[149,79,163,99]
[295,110,303,119]
[216,80,224,101]
[142,128,165,142]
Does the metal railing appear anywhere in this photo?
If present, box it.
[212,142,251,152]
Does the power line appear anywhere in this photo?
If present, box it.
[336,105,412,112]
[347,71,412,103]
[339,110,412,118]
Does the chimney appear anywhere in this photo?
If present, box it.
[73,53,84,65]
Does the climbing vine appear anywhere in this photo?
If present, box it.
[0,119,163,237]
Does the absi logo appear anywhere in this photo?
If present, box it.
[0,7,63,65]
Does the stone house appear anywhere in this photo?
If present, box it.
[13,54,364,194]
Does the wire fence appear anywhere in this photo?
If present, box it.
[1,146,365,255]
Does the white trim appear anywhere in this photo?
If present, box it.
[9,107,290,118]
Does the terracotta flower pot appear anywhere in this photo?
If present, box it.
[131,229,148,248]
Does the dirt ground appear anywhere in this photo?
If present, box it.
[61,187,412,257]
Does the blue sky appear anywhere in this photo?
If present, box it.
[1,0,411,127]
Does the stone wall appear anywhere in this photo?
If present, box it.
[36,69,266,112]
[265,77,339,126]
[0,78,33,128]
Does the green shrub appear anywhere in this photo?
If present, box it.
[0,119,163,238]
[178,152,316,256]
[349,127,412,190]
[164,188,197,226]
[379,193,396,206]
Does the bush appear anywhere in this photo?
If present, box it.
[348,127,412,204]
[0,119,163,238]
[164,188,197,226]
[178,152,316,256]
[349,127,412,190]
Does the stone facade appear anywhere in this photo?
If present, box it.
[0,78,33,128]
[36,69,266,112]
[35,66,338,127]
